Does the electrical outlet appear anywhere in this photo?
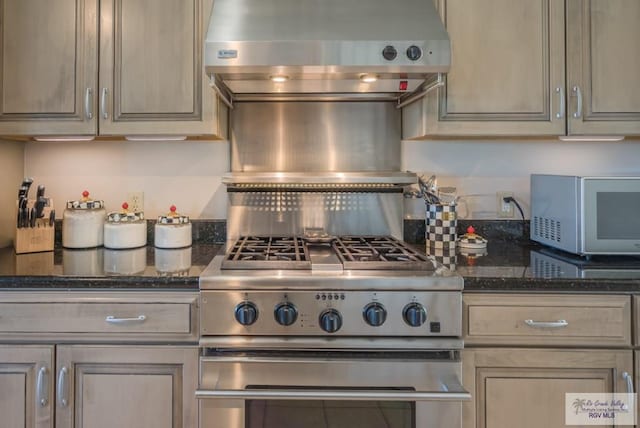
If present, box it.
[496,191,514,218]
[127,192,144,212]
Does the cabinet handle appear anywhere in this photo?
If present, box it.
[36,366,49,407]
[572,86,583,118]
[555,87,565,119]
[524,319,568,328]
[105,315,147,324]
[100,88,108,119]
[622,372,634,394]
[57,367,68,407]
[84,88,93,120]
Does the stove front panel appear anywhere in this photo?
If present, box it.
[200,290,461,337]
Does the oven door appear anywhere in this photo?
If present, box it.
[197,350,469,428]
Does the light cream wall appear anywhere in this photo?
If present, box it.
[0,141,25,247]
[25,140,229,219]
[402,139,640,219]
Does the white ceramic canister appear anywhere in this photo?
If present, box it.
[154,205,192,249]
[103,203,147,249]
[62,191,106,249]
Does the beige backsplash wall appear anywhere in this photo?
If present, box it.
[402,139,640,219]
[24,140,229,219]
[21,138,640,223]
[1,141,25,247]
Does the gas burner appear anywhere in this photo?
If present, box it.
[332,236,433,270]
[223,236,311,270]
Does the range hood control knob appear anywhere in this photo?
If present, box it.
[382,45,398,61]
[235,302,258,326]
[406,45,423,61]
[274,302,298,326]
[403,303,427,327]
[363,302,387,327]
[319,309,342,333]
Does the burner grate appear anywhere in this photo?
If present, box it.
[332,236,434,270]
[222,236,312,270]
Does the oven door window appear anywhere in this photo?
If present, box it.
[245,387,415,428]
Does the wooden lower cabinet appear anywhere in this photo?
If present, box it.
[54,346,198,428]
[462,348,633,428]
[0,345,55,428]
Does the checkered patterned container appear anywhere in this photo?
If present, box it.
[426,203,457,250]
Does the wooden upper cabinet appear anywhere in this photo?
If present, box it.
[403,0,566,138]
[567,0,640,136]
[0,0,98,136]
[0,0,225,138]
[98,0,222,137]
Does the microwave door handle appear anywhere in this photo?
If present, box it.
[195,388,471,402]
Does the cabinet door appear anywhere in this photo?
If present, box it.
[0,0,97,136]
[403,0,566,138]
[0,345,54,428]
[55,345,198,428]
[98,0,224,137]
[567,0,640,136]
[462,349,633,428]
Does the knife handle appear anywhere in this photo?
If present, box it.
[49,210,56,227]
[30,207,37,228]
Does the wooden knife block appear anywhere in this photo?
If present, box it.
[14,199,55,254]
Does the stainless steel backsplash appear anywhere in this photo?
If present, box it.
[230,101,401,172]
[227,101,404,242]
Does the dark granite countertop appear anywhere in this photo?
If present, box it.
[0,244,223,290]
[437,241,640,293]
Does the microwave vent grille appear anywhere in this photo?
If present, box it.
[533,258,562,278]
[533,216,561,243]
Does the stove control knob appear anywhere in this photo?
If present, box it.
[319,309,342,333]
[274,302,298,326]
[363,302,387,327]
[235,302,258,326]
[403,303,427,327]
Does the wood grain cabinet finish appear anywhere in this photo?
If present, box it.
[0,0,225,138]
[462,349,633,428]
[0,0,98,136]
[405,0,640,138]
[464,293,631,347]
[566,0,640,136]
[0,345,54,428]
[0,292,199,343]
[54,346,198,428]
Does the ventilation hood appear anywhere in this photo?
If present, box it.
[205,0,451,103]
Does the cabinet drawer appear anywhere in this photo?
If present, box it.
[464,294,631,347]
[0,292,198,343]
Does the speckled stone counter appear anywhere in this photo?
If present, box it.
[0,244,223,290]
[429,241,640,293]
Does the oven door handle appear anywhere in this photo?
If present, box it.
[195,388,471,402]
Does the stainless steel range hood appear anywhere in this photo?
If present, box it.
[205,0,451,102]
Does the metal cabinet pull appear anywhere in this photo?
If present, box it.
[57,367,68,407]
[572,86,583,118]
[84,88,93,120]
[196,388,471,402]
[622,372,634,394]
[100,88,109,119]
[36,366,49,407]
[555,87,565,119]
[105,315,146,324]
[524,319,568,328]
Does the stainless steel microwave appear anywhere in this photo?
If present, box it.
[531,174,640,256]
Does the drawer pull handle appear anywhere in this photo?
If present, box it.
[36,366,49,407]
[105,315,147,324]
[57,367,68,407]
[524,319,568,328]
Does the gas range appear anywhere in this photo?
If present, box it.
[199,235,463,345]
